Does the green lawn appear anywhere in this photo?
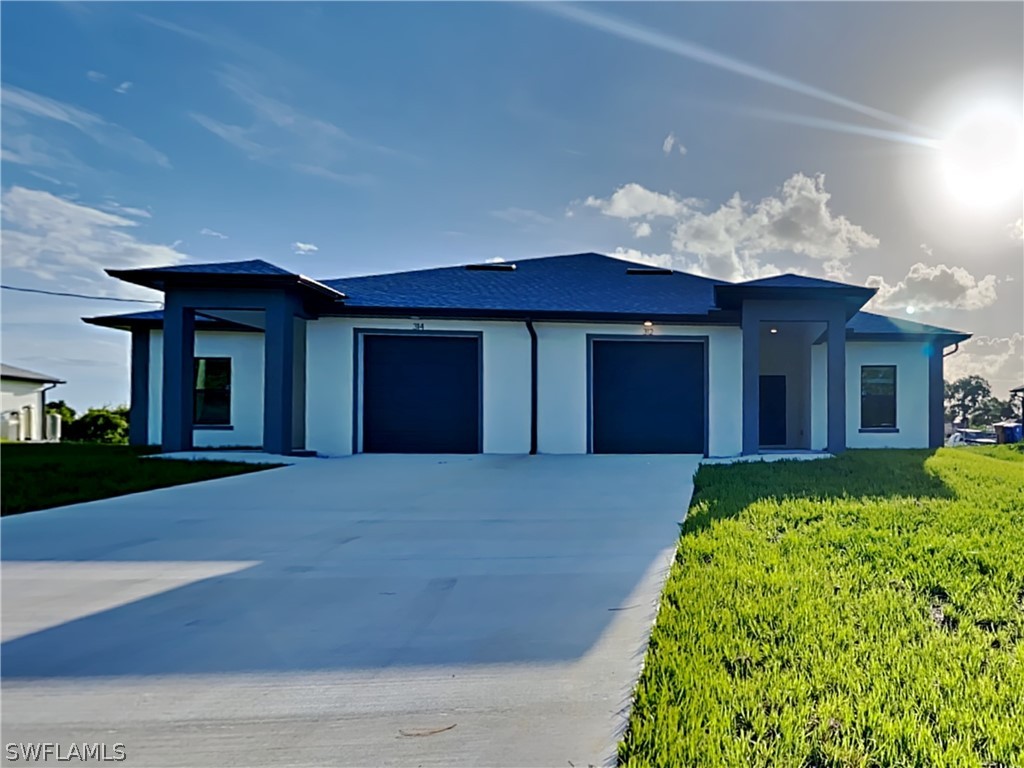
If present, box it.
[621,447,1024,768]
[1,443,280,516]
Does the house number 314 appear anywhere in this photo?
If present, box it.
[412,322,425,330]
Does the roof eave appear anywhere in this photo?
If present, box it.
[104,268,347,301]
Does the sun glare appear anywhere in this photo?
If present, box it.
[940,104,1024,210]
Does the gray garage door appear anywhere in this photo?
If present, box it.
[591,339,706,454]
[361,334,481,453]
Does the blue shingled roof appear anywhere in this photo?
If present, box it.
[847,311,967,337]
[86,253,970,340]
[122,259,294,277]
[738,273,869,290]
[322,253,725,315]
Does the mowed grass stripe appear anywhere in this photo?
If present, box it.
[1,443,280,515]
[621,447,1024,768]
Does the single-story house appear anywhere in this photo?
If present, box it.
[84,252,970,457]
[1,363,65,441]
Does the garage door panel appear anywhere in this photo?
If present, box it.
[362,335,480,453]
[591,340,705,454]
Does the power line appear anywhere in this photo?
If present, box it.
[1,284,163,305]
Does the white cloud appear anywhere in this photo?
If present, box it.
[1010,217,1023,241]
[671,173,878,262]
[662,132,687,156]
[101,200,151,219]
[1,83,170,168]
[632,221,652,238]
[490,207,552,225]
[582,174,874,281]
[86,71,106,82]
[114,81,133,94]
[584,183,699,220]
[944,334,1024,398]
[865,263,998,311]
[0,186,186,293]
[200,227,228,240]
[292,241,318,254]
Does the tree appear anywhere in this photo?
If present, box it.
[64,407,129,444]
[944,376,992,426]
[45,399,76,426]
[973,397,1016,427]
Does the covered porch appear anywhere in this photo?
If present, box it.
[106,261,346,456]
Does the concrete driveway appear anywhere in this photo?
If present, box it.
[1,454,698,767]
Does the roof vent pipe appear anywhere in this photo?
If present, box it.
[465,263,516,271]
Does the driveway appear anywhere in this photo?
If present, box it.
[1,454,698,767]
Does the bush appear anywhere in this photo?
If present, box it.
[64,407,129,444]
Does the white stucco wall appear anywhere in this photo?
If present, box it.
[305,317,532,456]
[139,320,934,455]
[534,322,742,456]
[1,380,45,441]
[305,318,740,457]
[148,330,265,448]
[845,340,931,448]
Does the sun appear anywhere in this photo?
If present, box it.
[940,103,1024,210]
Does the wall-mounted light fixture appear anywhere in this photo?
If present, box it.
[643,320,654,336]
[770,328,778,334]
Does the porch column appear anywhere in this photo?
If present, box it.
[161,296,195,452]
[263,294,306,455]
[741,310,760,455]
[825,309,847,454]
[928,344,944,448]
[129,328,150,446]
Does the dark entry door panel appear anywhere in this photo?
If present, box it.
[362,334,480,453]
[591,340,705,454]
[759,374,787,446]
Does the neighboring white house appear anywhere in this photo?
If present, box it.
[84,253,970,457]
[1,363,65,442]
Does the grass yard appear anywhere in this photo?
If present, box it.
[621,447,1024,768]
[1,443,280,516]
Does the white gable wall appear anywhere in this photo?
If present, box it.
[148,330,265,448]
[1,379,46,441]
[845,340,931,448]
[306,317,532,456]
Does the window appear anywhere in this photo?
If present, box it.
[861,365,896,429]
[194,358,231,426]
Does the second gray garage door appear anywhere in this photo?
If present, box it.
[360,333,481,453]
[590,338,706,454]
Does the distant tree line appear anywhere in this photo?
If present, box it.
[944,376,1021,428]
[45,401,129,444]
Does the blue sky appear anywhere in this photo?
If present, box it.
[2,2,1022,409]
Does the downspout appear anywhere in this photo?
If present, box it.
[943,342,959,358]
[525,320,538,455]
[40,382,59,441]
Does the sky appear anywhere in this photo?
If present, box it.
[1,1,1022,410]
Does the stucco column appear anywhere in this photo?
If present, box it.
[741,310,760,455]
[928,343,944,448]
[161,297,195,452]
[263,295,306,455]
[825,311,846,454]
[129,328,150,446]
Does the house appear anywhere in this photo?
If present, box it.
[83,253,970,457]
[1,363,65,442]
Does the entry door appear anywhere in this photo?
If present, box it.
[759,375,787,446]
[361,334,481,453]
